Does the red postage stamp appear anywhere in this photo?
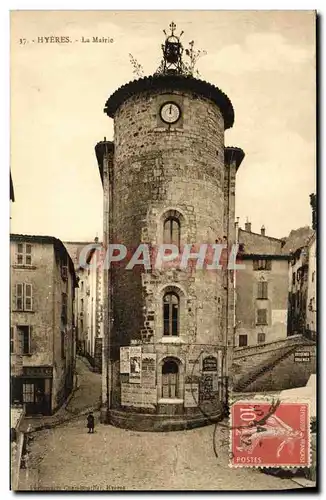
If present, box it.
[230,401,310,468]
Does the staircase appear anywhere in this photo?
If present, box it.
[233,345,299,392]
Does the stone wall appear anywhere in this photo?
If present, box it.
[103,86,234,427]
[244,343,316,392]
[232,335,315,389]
[112,89,226,350]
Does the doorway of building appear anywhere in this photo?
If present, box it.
[162,359,179,398]
[22,379,48,415]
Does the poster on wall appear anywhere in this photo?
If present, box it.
[199,374,215,402]
[120,346,130,374]
[129,345,141,383]
[121,384,157,408]
[272,309,287,325]
[184,383,199,408]
[141,353,156,388]
[202,355,218,372]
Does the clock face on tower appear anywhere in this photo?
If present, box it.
[159,102,181,124]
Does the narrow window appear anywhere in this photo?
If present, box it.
[17,325,31,355]
[81,298,84,312]
[239,334,248,347]
[162,360,179,398]
[257,309,268,325]
[163,217,180,246]
[292,272,296,286]
[163,292,179,336]
[257,332,266,344]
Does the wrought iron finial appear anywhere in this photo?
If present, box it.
[169,21,176,36]
[155,24,207,77]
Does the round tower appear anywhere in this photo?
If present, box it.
[97,24,244,430]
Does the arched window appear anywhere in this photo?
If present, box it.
[163,292,179,336]
[163,217,180,246]
[162,359,179,398]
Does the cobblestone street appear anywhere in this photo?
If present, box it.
[19,358,301,491]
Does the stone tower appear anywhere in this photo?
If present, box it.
[96,23,245,430]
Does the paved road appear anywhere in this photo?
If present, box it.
[21,358,301,491]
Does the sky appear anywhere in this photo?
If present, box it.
[10,10,316,241]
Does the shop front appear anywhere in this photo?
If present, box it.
[11,366,53,416]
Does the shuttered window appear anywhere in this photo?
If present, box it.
[253,259,272,271]
[16,283,33,311]
[257,309,268,325]
[16,284,23,310]
[17,325,31,355]
[16,243,32,265]
[257,281,268,299]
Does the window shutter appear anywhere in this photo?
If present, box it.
[253,260,258,270]
[263,282,268,299]
[16,284,23,310]
[266,260,272,270]
[257,282,262,298]
[24,284,33,311]
[25,244,32,265]
[29,326,32,354]
[10,327,14,354]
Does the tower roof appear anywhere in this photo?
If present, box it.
[104,74,234,129]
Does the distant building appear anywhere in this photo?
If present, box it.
[64,239,103,371]
[287,245,309,337]
[10,234,77,415]
[284,225,315,339]
[236,222,289,347]
[286,197,317,340]
[306,231,316,340]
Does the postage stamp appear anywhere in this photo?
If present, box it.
[230,401,310,468]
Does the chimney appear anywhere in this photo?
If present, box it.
[244,219,251,232]
[261,225,266,236]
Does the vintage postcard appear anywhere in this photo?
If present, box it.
[10,10,317,491]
